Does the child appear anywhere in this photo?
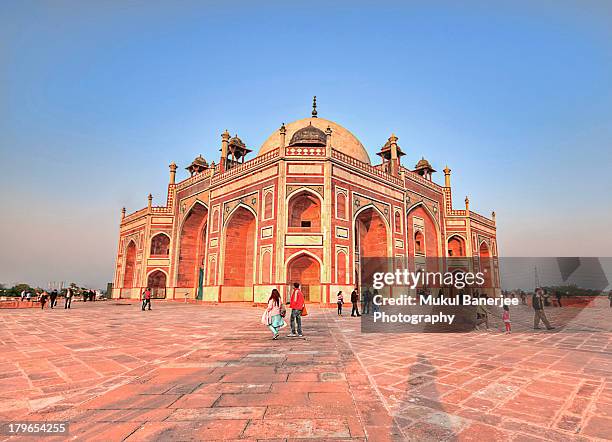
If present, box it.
[337,291,344,316]
[503,305,511,333]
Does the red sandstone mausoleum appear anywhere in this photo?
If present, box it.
[113,99,499,303]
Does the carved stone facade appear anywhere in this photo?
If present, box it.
[113,106,499,303]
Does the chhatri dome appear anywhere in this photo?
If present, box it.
[258,97,371,164]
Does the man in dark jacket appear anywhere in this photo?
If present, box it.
[351,288,361,317]
[533,288,554,330]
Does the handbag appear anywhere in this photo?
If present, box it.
[261,310,271,326]
[280,304,287,318]
[301,305,308,317]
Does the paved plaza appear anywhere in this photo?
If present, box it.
[0,300,611,441]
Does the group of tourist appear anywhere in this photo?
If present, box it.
[474,287,556,333]
[20,286,96,309]
[336,287,380,317]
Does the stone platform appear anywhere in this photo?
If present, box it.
[0,301,610,441]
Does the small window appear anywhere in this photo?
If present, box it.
[301,220,311,228]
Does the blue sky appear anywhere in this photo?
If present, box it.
[1,0,611,288]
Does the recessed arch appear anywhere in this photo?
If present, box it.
[407,202,442,272]
[146,269,167,298]
[150,232,171,256]
[222,205,257,290]
[176,201,208,289]
[414,230,425,255]
[336,189,348,220]
[353,204,392,290]
[123,240,137,288]
[286,251,322,303]
[447,234,466,257]
[479,241,492,287]
[287,188,322,229]
[406,201,441,230]
[335,248,349,284]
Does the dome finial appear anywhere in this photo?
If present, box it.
[312,96,318,118]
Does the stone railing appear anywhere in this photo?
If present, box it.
[332,149,403,186]
[469,211,495,227]
[212,149,279,184]
[285,146,326,157]
[123,207,148,223]
[175,169,213,191]
[401,166,444,193]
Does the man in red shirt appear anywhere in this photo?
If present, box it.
[288,282,305,337]
[142,287,152,311]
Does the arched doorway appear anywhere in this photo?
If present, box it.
[147,270,167,298]
[123,241,137,289]
[223,206,256,301]
[177,203,208,291]
[287,253,321,303]
[354,207,389,291]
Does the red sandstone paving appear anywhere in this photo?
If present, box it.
[0,301,610,440]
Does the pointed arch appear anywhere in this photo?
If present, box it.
[150,232,171,256]
[123,240,137,288]
[221,204,257,291]
[447,234,466,257]
[287,188,322,230]
[146,269,167,298]
[353,203,392,290]
[176,201,208,289]
[407,202,442,272]
[286,250,322,303]
[479,240,492,287]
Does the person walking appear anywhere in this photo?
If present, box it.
[372,288,380,313]
[608,290,612,308]
[351,288,361,317]
[555,291,563,307]
[287,282,305,337]
[64,287,73,309]
[362,287,371,315]
[262,289,285,339]
[337,291,344,316]
[502,305,511,333]
[50,290,58,308]
[142,287,152,311]
[20,290,26,301]
[39,290,48,310]
[533,288,554,330]
[475,301,490,330]
[26,291,32,302]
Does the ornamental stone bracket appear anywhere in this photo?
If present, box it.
[223,192,258,223]
[405,191,440,220]
[352,194,391,224]
[286,185,324,198]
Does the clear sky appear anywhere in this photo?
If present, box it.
[1,0,611,289]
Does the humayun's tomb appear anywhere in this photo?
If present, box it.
[112,98,499,303]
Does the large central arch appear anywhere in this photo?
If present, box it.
[222,205,257,301]
[407,203,441,274]
[177,202,208,290]
[286,252,321,303]
[354,205,390,290]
